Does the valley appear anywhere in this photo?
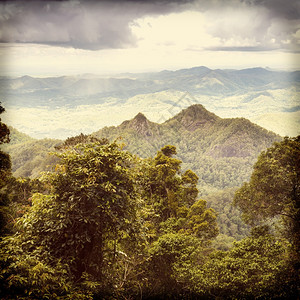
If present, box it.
[1,66,299,139]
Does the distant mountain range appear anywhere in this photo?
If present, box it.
[1,66,299,138]
[1,66,299,107]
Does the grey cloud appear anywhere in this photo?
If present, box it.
[243,0,300,20]
[0,0,298,52]
[0,0,195,50]
[0,1,136,49]
[202,0,300,53]
[192,0,300,19]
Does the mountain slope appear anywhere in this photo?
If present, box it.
[2,127,61,178]
[2,67,298,108]
[93,104,281,194]
[4,105,281,189]
[6,126,34,145]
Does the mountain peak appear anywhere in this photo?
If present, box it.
[133,112,148,122]
[121,112,155,137]
[167,104,220,131]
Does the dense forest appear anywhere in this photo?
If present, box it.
[0,102,299,299]
[3,105,281,244]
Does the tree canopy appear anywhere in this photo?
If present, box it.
[0,137,298,299]
[0,103,11,235]
[234,136,300,257]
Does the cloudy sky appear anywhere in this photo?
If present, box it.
[0,0,299,76]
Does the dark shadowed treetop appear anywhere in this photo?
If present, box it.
[161,145,177,157]
[0,103,10,145]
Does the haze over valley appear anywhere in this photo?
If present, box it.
[1,66,299,139]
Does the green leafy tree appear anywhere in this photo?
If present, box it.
[149,145,183,221]
[181,169,199,206]
[233,136,300,262]
[0,141,140,298]
[205,187,250,241]
[55,133,108,150]
[181,199,219,242]
[0,103,11,235]
[0,141,225,298]
[146,233,202,298]
[0,104,10,146]
[138,145,219,298]
[195,226,297,299]
[140,145,218,241]
[1,177,46,235]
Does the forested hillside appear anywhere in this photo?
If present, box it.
[5,105,281,194]
[93,104,281,194]
[2,127,60,178]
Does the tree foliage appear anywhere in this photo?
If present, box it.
[234,136,300,258]
[146,233,202,298]
[136,145,219,298]
[138,145,219,246]
[0,137,297,299]
[0,141,140,298]
[0,103,11,235]
[205,188,250,241]
[195,226,297,299]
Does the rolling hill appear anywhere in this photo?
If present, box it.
[1,66,299,139]
[2,127,61,178]
[2,67,298,108]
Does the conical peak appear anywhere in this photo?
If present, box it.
[123,112,155,137]
[133,112,148,123]
[168,104,219,131]
[183,104,208,116]
[120,112,149,128]
[180,104,218,121]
